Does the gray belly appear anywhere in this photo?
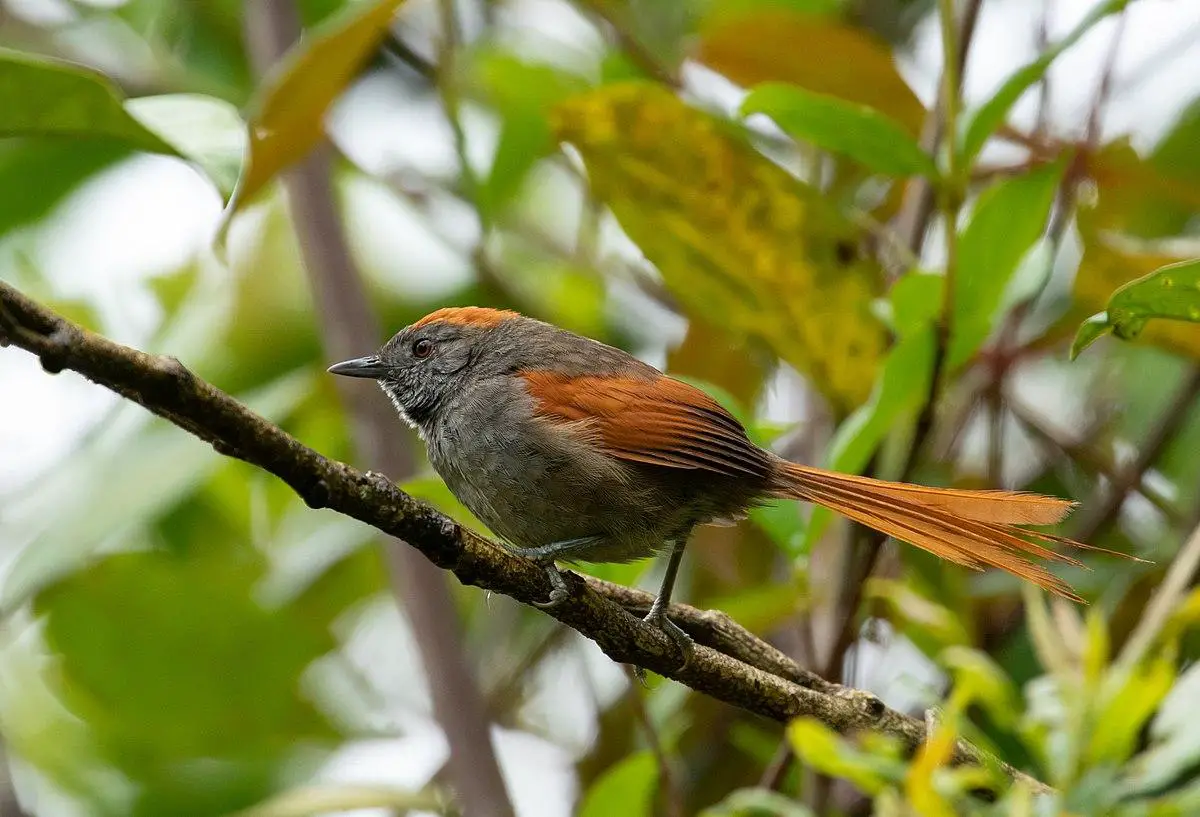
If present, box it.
[425,407,695,563]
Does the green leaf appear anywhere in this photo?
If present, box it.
[221,0,410,221]
[867,579,972,655]
[0,140,129,239]
[578,751,658,817]
[1120,662,1200,797]
[0,48,177,154]
[1070,312,1114,359]
[787,719,901,794]
[1088,656,1175,767]
[949,160,1064,371]
[697,12,924,133]
[959,0,1129,164]
[701,787,815,816]
[740,83,937,178]
[1070,258,1200,358]
[126,94,246,197]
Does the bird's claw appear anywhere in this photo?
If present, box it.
[633,607,694,684]
[533,563,571,608]
[533,586,569,609]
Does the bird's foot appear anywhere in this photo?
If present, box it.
[522,537,604,609]
[633,603,694,684]
[532,562,571,609]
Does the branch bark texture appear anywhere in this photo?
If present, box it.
[0,282,1050,795]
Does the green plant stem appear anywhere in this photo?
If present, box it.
[936,0,962,391]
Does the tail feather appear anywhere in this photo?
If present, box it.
[784,463,1075,525]
[772,462,1112,601]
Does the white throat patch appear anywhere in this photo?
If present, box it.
[378,381,425,438]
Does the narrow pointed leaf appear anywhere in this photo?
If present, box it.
[222,0,409,219]
[949,160,1064,371]
[741,83,936,178]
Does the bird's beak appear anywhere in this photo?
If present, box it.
[327,355,387,379]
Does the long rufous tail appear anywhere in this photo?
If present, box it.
[771,462,1112,602]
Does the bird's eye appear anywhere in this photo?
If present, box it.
[412,339,434,359]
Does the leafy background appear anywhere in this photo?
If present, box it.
[1,0,1200,815]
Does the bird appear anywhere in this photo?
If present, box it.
[329,306,1101,666]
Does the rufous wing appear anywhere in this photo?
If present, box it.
[519,371,772,479]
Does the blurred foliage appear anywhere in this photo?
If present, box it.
[1,0,1200,815]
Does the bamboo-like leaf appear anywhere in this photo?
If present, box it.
[221,0,409,220]
[950,160,1064,371]
[552,82,888,413]
[741,83,936,178]
[800,272,939,555]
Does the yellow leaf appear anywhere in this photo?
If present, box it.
[222,0,410,222]
[695,11,924,134]
[552,82,888,413]
[904,714,957,817]
[1088,139,1200,237]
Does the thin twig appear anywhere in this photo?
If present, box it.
[1006,396,1182,524]
[892,0,983,263]
[1070,367,1200,542]
[1116,519,1200,672]
[1033,0,1054,140]
[436,0,483,222]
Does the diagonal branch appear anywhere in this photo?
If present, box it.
[0,280,1051,795]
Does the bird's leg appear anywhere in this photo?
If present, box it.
[635,535,694,683]
[519,536,604,608]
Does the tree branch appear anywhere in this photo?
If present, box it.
[0,281,1052,795]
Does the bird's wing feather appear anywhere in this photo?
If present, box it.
[519,371,771,479]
